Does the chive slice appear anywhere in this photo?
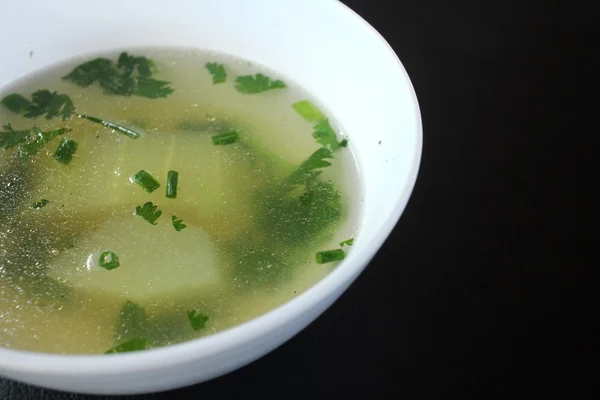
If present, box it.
[33,199,50,209]
[315,249,346,264]
[166,170,178,198]
[75,114,140,139]
[130,170,160,193]
[212,130,239,145]
[105,337,150,354]
[292,100,326,123]
[99,251,120,270]
[54,138,78,164]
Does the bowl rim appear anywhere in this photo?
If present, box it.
[0,0,422,377]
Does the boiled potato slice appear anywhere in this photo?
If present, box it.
[46,212,220,303]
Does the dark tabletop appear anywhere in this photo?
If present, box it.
[1,0,591,398]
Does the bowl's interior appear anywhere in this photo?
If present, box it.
[0,0,421,394]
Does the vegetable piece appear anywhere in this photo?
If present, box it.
[187,310,209,331]
[205,62,227,84]
[172,216,186,232]
[130,170,160,193]
[292,100,326,123]
[165,170,178,198]
[234,73,286,94]
[32,199,50,209]
[20,127,71,158]
[339,238,354,247]
[63,52,174,98]
[105,337,150,354]
[135,202,162,225]
[54,138,78,164]
[212,130,239,145]
[315,249,346,264]
[99,251,120,270]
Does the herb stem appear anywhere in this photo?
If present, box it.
[75,113,140,139]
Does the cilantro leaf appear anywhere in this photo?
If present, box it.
[114,300,149,341]
[339,238,354,247]
[187,310,209,331]
[105,337,150,354]
[0,124,31,150]
[135,201,162,225]
[172,215,187,232]
[1,90,74,120]
[234,73,286,94]
[205,62,227,84]
[32,199,50,209]
[63,52,174,98]
[99,251,120,270]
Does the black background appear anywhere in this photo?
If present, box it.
[1,0,592,398]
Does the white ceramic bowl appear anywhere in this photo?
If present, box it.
[0,0,421,394]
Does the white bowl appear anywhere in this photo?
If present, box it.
[0,0,421,394]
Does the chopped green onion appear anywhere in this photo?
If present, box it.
[339,139,348,147]
[32,199,50,209]
[105,337,150,354]
[292,100,326,123]
[130,170,160,193]
[315,249,346,264]
[99,251,120,270]
[187,310,209,331]
[75,113,140,139]
[166,170,178,198]
[54,138,78,164]
[211,130,239,145]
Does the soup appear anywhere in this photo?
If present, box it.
[0,48,360,354]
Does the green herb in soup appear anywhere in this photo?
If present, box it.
[0,49,359,354]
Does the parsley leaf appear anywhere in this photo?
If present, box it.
[63,52,174,98]
[99,251,120,270]
[234,73,286,94]
[1,91,141,139]
[187,310,209,331]
[205,62,227,84]
[19,126,71,158]
[54,138,78,164]
[313,119,344,151]
[105,337,150,354]
[284,147,333,187]
[339,238,354,247]
[1,124,71,158]
[1,90,74,120]
[172,215,187,232]
[0,124,31,150]
[114,300,149,341]
[32,199,50,209]
[135,202,162,225]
